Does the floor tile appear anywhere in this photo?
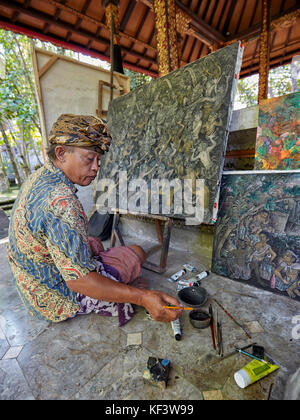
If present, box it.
[2,345,23,360]
[0,359,34,400]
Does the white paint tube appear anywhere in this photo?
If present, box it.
[168,269,186,283]
[171,318,182,341]
[195,271,209,280]
[183,264,197,273]
[176,283,189,291]
[177,271,209,288]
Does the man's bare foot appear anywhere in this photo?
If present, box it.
[131,276,148,289]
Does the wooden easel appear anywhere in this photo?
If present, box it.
[110,212,172,274]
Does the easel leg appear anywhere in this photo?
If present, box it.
[110,212,125,247]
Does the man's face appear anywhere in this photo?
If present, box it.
[62,147,101,186]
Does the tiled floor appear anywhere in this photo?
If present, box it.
[0,236,299,400]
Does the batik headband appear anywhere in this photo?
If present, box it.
[48,114,111,154]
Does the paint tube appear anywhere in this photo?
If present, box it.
[178,278,196,286]
[176,283,189,291]
[177,271,209,288]
[183,264,197,273]
[196,271,209,280]
[234,359,279,389]
[171,318,182,341]
[168,269,186,283]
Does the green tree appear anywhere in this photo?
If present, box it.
[124,68,153,90]
[236,63,297,109]
[0,30,43,184]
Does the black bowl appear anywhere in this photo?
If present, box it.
[178,286,208,308]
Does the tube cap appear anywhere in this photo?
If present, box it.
[234,369,251,388]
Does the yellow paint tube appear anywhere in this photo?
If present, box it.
[234,359,279,389]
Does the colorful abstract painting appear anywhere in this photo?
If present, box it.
[98,42,243,224]
[212,173,300,301]
[254,92,300,170]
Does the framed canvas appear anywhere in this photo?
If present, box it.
[254,92,300,170]
[212,172,300,301]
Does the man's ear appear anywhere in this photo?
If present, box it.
[55,145,67,162]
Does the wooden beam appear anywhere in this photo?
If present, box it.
[225,5,300,44]
[38,55,58,78]
[174,0,226,45]
[138,0,225,48]
[43,0,156,53]
[222,0,238,35]
[0,0,157,67]
[120,0,136,32]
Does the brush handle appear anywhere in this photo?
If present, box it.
[163,306,193,310]
[237,349,269,364]
[213,299,251,339]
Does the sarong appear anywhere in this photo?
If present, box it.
[76,246,143,326]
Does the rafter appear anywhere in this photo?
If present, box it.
[40,0,156,52]
[0,0,157,68]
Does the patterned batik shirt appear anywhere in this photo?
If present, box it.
[7,160,97,322]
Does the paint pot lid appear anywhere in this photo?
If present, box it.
[178,286,208,307]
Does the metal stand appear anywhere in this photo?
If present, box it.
[110,212,172,274]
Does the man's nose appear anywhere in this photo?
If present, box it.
[91,158,99,171]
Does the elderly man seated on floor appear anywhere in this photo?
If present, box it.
[7,114,183,326]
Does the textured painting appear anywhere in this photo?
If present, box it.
[254,92,300,170]
[212,173,300,301]
[98,42,243,224]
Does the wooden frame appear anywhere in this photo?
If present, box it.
[110,212,172,274]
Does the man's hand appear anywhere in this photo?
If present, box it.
[67,270,183,323]
[88,236,104,256]
[141,289,183,322]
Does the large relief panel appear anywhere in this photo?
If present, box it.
[98,43,243,224]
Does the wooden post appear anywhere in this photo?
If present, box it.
[153,0,179,77]
[258,0,271,103]
[103,0,120,102]
[109,12,115,102]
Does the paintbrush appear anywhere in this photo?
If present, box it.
[218,321,223,357]
[213,298,251,339]
[163,306,193,310]
[210,343,256,366]
[236,348,270,364]
[214,309,219,352]
[209,304,216,350]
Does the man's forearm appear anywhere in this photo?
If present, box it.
[67,271,147,306]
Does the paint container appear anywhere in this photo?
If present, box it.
[189,310,211,329]
[183,264,197,273]
[168,268,186,283]
[171,318,182,341]
[234,359,279,389]
[178,286,208,308]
